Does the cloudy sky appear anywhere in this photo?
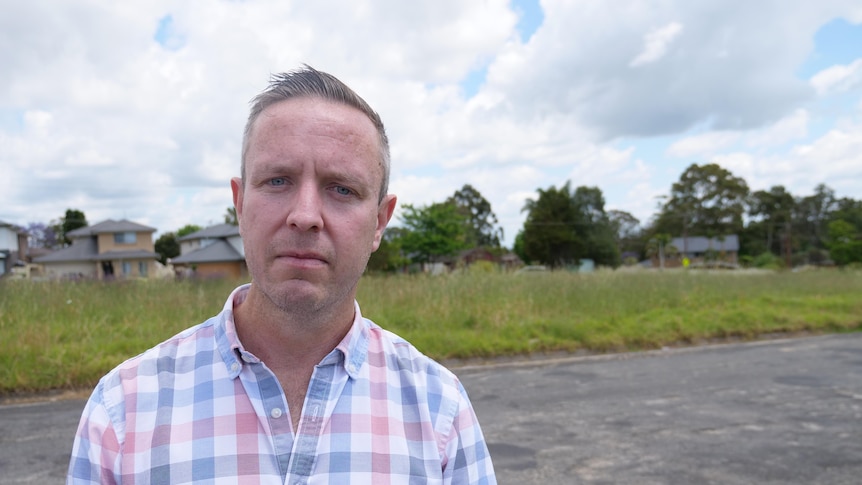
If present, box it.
[2,0,862,247]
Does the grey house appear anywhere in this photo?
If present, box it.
[670,235,740,266]
[172,223,246,279]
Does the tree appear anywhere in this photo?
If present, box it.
[446,184,503,248]
[54,209,88,246]
[826,219,862,266]
[512,229,527,263]
[154,232,180,265]
[749,185,795,256]
[793,184,836,252]
[607,210,642,256]
[154,224,202,265]
[831,197,862,233]
[656,163,749,252]
[572,186,620,267]
[521,182,621,267]
[398,202,470,264]
[224,206,238,225]
[366,227,409,272]
[521,181,581,267]
[177,224,202,238]
[25,222,58,249]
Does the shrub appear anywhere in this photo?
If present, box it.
[753,252,784,269]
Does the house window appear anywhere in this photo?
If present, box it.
[139,261,148,277]
[114,232,137,244]
[122,262,132,275]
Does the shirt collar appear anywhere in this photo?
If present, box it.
[335,301,369,380]
[214,284,368,380]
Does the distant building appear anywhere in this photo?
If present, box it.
[172,223,247,279]
[33,219,159,279]
[0,220,28,276]
[656,235,740,268]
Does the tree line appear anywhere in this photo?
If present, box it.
[372,162,862,270]
[22,162,862,270]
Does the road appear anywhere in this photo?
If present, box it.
[1,333,860,484]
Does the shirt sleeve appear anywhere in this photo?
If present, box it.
[67,381,123,485]
[441,381,497,485]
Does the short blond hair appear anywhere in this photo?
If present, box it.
[241,65,390,201]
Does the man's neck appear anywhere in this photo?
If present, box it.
[232,285,355,372]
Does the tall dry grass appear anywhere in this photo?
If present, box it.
[2,269,860,395]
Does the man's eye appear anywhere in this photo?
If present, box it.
[335,186,352,196]
[269,178,286,186]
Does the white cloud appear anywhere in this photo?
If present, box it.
[2,0,862,250]
[630,22,684,67]
[810,58,862,95]
[711,120,862,195]
[744,109,809,148]
[667,109,810,158]
[667,131,740,158]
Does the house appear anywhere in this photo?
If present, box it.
[458,247,497,266]
[33,219,159,279]
[666,235,740,267]
[172,223,247,279]
[0,220,28,276]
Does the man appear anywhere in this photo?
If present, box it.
[68,66,496,484]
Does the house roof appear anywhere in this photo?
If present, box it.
[67,219,156,238]
[0,220,25,233]
[0,221,27,235]
[172,240,244,264]
[178,223,240,241]
[33,238,98,263]
[672,235,740,253]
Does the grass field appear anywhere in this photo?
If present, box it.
[1,269,861,396]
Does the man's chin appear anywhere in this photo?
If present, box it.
[254,279,326,312]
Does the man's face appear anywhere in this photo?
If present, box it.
[231,97,396,317]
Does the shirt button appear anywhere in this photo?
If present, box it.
[271,407,283,419]
[230,362,240,372]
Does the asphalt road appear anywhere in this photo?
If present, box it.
[2,333,860,484]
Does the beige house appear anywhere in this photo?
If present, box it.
[172,223,247,279]
[34,219,159,280]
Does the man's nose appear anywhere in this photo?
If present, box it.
[286,184,324,231]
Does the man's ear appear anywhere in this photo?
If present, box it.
[230,177,243,223]
[372,194,397,252]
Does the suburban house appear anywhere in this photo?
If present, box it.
[664,235,740,267]
[172,223,247,279]
[33,219,159,280]
[0,220,28,276]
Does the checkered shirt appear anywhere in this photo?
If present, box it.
[68,284,496,484]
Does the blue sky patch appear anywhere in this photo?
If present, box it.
[459,2,545,98]
[154,15,186,51]
[0,109,24,133]
[798,18,862,79]
[512,0,544,42]
[461,66,488,98]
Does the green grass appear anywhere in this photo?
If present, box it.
[2,269,861,395]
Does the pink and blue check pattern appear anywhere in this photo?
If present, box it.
[68,285,496,484]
